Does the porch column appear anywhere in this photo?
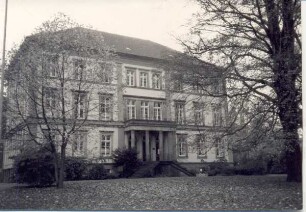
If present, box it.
[145,130,150,161]
[131,130,135,149]
[124,132,129,149]
[159,131,164,161]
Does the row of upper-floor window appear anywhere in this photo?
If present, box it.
[43,55,222,93]
[13,86,224,126]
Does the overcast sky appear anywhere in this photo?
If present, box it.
[0,0,200,58]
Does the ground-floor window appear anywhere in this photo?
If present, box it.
[216,138,225,158]
[101,132,112,157]
[73,131,87,156]
[196,134,207,157]
[177,134,188,157]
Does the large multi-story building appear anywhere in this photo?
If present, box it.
[3,27,233,177]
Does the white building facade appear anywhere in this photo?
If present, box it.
[4,28,233,175]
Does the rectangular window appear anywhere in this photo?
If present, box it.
[141,101,149,119]
[74,59,86,80]
[101,132,112,157]
[212,104,222,126]
[152,73,161,89]
[44,87,58,109]
[172,73,183,91]
[216,138,225,158]
[99,95,112,120]
[194,102,205,125]
[99,63,112,83]
[127,100,136,119]
[74,92,87,119]
[73,131,87,156]
[196,134,207,157]
[127,69,135,86]
[175,102,185,124]
[140,72,148,88]
[177,134,187,157]
[153,102,162,121]
[45,55,58,77]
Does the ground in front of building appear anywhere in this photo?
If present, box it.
[0,175,301,210]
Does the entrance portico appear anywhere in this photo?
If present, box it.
[124,130,176,161]
[124,120,176,162]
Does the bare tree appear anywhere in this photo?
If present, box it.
[176,0,301,181]
[6,14,115,187]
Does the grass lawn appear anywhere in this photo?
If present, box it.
[0,175,302,210]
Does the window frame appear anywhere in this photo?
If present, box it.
[127,99,136,119]
[72,131,87,156]
[140,101,150,120]
[139,71,149,88]
[73,59,86,80]
[152,72,161,89]
[194,102,205,126]
[74,92,87,119]
[126,69,136,86]
[196,134,207,158]
[153,102,162,121]
[100,132,113,157]
[212,104,222,126]
[216,138,225,158]
[99,94,113,121]
[44,87,58,109]
[175,101,185,124]
[99,62,112,83]
[177,134,188,157]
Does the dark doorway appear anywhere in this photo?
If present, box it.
[142,140,146,161]
[156,139,160,161]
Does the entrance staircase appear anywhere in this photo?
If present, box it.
[130,161,195,178]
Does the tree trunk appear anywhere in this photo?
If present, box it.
[53,152,59,187]
[278,104,302,182]
[57,146,66,188]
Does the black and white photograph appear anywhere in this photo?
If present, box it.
[0,0,302,210]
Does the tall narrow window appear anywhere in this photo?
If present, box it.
[101,132,112,157]
[175,102,185,124]
[177,134,187,157]
[74,59,86,80]
[74,92,87,119]
[140,72,148,88]
[141,101,149,119]
[196,134,207,157]
[216,138,225,158]
[212,104,222,126]
[172,73,183,91]
[194,102,205,125]
[153,102,162,120]
[99,63,112,83]
[44,87,58,109]
[127,69,135,86]
[100,95,112,120]
[73,131,87,156]
[46,55,58,77]
[152,73,161,89]
[127,100,136,119]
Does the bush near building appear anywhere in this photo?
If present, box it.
[12,148,115,186]
[113,148,141,178]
